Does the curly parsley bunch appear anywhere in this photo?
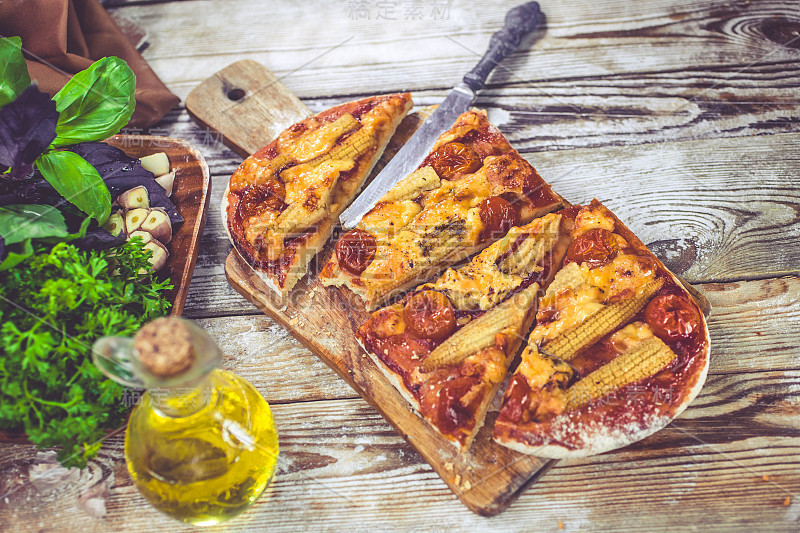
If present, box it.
[0,240,171,467]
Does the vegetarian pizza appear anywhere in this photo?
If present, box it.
[320,110,566,309]
[223,93,412,294]
[357,210,574,448]
[493,200,710,458]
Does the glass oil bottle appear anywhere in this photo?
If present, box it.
[93,317,278,526]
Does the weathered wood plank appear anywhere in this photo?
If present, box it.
[195,314,358,403]
[131,75,800,180]
[113,0,800,98]
[180,133,800,317]
[2,368,798,532]
[111,0,800,168]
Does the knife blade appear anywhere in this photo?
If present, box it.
[339,1,544,230]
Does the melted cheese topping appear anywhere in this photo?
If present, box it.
[277,113,358,162]
[427,214,561,310]
[531,203,658,345]
[574,204,615,235]
[355,152,519,296]
[609,321,654,353]
[533,252,656,343]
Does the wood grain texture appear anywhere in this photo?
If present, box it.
[105,135,211,315]
[224,250,551,516]
[2,365,797,532]
[185,60,312,157]
[110,0,800,158]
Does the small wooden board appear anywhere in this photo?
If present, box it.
[106,135,211,316]
[189,60,552,515]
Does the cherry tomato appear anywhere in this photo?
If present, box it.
[498,374,531,424]
[429,142,482,179]
[427,376,480,434]
[480,196,521,239]
[645,293,700,341]
[239,181,286,219]
[403,290,456,340]
[566,228,619,267]
[336,229,377,275]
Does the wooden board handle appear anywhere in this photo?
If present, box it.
[186,59,312,157]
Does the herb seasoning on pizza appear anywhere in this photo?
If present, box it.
[493,200,711,458]
[357,210,575,448]
[223,93,413,294]
[320,110,566,309]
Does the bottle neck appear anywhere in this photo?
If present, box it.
[148,373,214,418]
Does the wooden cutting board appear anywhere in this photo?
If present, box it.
[187,60,553,516]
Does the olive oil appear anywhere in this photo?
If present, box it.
[125,370,278,525]
[93,318,279,526]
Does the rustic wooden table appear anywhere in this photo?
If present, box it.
[2,0,799,531]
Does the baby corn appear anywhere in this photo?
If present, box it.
[420,284,538,372]
[541,277,664,361]
[564,335,677,410]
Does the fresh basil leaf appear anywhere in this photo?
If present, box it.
[0,37,31,108]
[0,85,58,180]
[36,151,111,223]
[0,204,68,245]
[51,57,136,147]
[0,236,33,271]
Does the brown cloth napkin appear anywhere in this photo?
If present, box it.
[0,0,179,128]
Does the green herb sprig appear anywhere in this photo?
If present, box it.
[0,239,172,467]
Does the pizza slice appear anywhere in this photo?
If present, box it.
[223,93,413,294]
[320,109,566,309]
[357,210,575,448]
[493,200,711,458]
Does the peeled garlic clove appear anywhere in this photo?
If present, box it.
[155,171,175,196]
[139,152,170,176]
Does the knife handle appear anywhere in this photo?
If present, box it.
[463,2,543,92]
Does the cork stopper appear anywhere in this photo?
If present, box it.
[133,317,195,378]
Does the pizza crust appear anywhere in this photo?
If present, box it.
[222,94,412,295]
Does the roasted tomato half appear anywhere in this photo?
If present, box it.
[566,228,619,268]
[238,180,286,219]
[403,290,456,340]
[480,195,521,240]
[645,293,701,342]
[336,229,377,276]
[428,142,482,179]
[498,374,532,424]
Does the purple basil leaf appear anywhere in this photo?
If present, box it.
[0,174,60,207]
[0,85,58,180]
[73,226,125,250]
[68,142,183,226]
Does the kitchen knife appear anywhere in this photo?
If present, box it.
[339,1,544,230]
